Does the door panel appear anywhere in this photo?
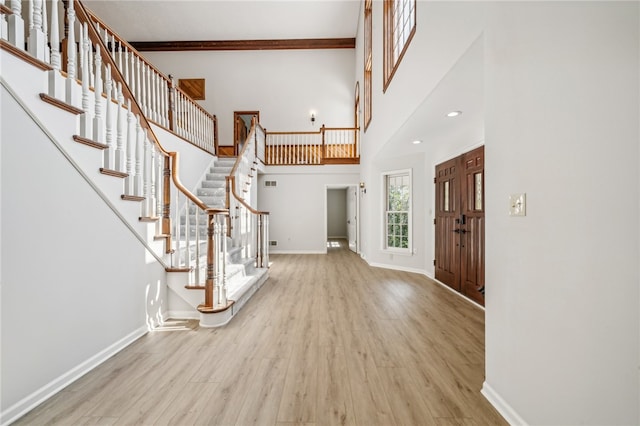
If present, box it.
[434,146,485,305]
[434,157,460,291]
[460,146,485,305]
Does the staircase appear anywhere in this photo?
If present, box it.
[1,0,269,327]
[170,156,269,326]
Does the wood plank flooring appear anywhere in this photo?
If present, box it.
[15,240,506,425]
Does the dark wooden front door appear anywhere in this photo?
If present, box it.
[435,146,485,305]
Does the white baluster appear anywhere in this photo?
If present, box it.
[123,47,129,87]
[28,0,47,59]
[141,63,147,116]
[220,217,228,305]
[47,0,65,99]
[64,0,77,104]
[174,192,181,265]
[49,0,60,68]
[149,141,157,217]
[162,77,169,127]
[93,47,105,143]
[141,133,150,217]
[185,200,191,273]
[103,65,114,169]
[42,0,50,62]
[155,145,163,225]
[129,52,136,100]
[79,23,92,137]
[134,115,143,197]
[213,219,221,307]
[150,71,157,122]
[7,0,24,50]
[134,56,141,103]
[114,83,125,172]
[125,100,135,195]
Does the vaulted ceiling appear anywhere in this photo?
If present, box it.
[83,1,361,43]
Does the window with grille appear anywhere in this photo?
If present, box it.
[384,169,412,252]
[383,0,416,92]
[364,0,372,130]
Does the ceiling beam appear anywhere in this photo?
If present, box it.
[129,38,356,52]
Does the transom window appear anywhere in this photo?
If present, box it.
[383,0,416,91]
[384,169,412,252]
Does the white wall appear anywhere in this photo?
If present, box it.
[355,1,486,273]
[258,165,359,253]
[354,1,639,424]
[1,85,167,422]
[151,124,216,195]
[483,3,639,424]
[327,188,347,238]
[143,49,355,146]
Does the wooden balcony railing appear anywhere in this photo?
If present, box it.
[264,125,359,165]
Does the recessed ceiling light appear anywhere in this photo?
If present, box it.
[412,140,422,145]
[447,111,462,117]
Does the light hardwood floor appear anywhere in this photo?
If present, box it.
[15,240,506,425]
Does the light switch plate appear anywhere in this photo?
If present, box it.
[509,193,526,216]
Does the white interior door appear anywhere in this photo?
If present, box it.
[347,186,357,252]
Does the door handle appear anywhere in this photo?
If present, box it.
[460,229,471,234]
[453,229,461,233]
[347,220,351,224]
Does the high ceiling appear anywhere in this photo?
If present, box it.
[83,1,362,42]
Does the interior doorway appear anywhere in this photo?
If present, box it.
[325,185,359,254]
[434,146,485,305]
[233,111,260,156]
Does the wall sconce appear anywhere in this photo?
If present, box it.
[359,181,366,194]
[310,112,316,125]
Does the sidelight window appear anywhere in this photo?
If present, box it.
[383,169,412,253]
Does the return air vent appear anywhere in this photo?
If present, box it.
[269,240,278,246]
[264,180,277,187]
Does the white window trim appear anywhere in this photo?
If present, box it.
[382,168,413,255]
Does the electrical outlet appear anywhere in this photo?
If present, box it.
[509,193,526,216]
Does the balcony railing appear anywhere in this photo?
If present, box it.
[264,125,359,165]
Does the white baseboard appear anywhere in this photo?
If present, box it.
[366,261,428,276]
[1,326,148,426]
[269,250,326,254]
[428,275,485,310]
[481,382,528,426]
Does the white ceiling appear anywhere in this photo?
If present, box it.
[83,0,362,42]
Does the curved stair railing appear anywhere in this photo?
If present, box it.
[0,0,229,312]
[226,117,270,269]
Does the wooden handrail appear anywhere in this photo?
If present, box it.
[74,0,218,211]
[227,176,269,216]
[266,130,321,136]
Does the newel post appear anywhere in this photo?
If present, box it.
[204,211,215,308]
[162,155,172,252]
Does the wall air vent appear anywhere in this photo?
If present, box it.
[264,180,277,187]
[269,240,278,246]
